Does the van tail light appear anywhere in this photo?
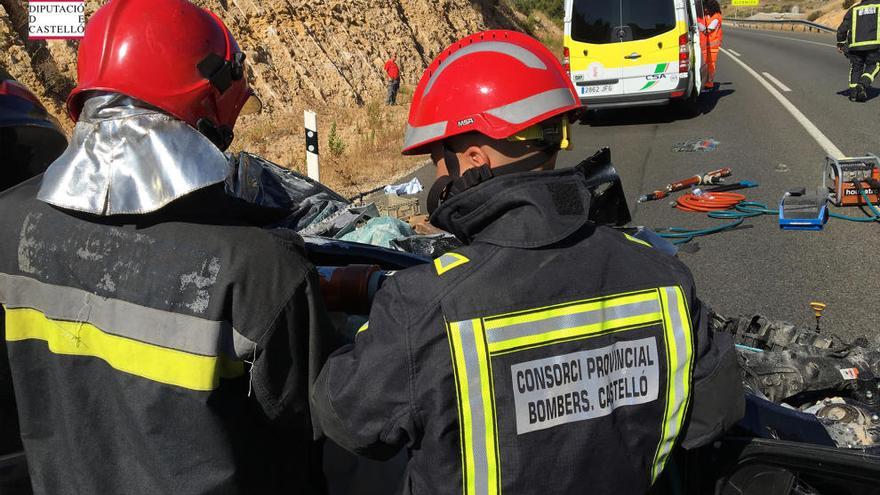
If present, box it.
[563,46,571,76]
[679,34,689,73]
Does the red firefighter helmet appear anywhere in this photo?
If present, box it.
[67,0,256,138]
[402,30,580,155]
[0,75,67,191]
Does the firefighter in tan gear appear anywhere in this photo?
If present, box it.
[0,1,334,493]
[311,30,744,495]
[838,0,880,102]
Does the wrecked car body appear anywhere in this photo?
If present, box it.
[236,152,880,494]
[3,152,880,494]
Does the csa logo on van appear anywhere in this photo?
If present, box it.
[646,74,667,81]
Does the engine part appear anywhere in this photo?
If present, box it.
[715,312,880,450]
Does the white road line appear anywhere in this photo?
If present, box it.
[721,48,844,159]
[728,27,837,48]
[762,72,792,92]
[727,49,742,57]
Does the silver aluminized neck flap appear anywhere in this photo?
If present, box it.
[37,94,229,216]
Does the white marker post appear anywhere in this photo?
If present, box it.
[304,110,320,182]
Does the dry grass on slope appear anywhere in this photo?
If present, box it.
[231,86,424,199]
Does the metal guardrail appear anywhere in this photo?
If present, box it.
[728,18,836,34]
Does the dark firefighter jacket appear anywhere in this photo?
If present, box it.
[312,166,745,495]
[838,1,880,50]
[0,178,337,495]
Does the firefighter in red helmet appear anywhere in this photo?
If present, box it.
[0,74,66,494]
[312,30,743,494]
[0,1,333,494]
[0,74,66,192]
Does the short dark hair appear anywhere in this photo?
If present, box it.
[705,0,721,15]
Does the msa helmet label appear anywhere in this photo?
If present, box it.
[457,118,475,127]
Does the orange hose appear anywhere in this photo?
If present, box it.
[675,192,745,212]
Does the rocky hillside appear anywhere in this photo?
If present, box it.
[0,0,537,194]
[0,0,523,130]
[814,1,847,28]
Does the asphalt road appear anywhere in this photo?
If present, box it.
[399,27,879,339]
[557,26,879,339]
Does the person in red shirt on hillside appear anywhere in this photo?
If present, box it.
[385,54,400,105]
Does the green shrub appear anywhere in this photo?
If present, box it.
[511,0,564,19]
[807,10,822,21]
[328,121,346,157]
[843,0,856,9]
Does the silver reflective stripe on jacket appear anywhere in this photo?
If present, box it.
[38,93,229,216]
[0,272,257,360]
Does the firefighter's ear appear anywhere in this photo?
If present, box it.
[462,145,490,170]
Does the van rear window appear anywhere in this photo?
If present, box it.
[571,0,621,44]
[621,0,677,40]
[571,0,676,44]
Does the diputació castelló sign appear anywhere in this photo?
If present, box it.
[28,0,85,40]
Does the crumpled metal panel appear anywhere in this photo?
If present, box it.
[38,94,229,215]
[226,153,462,256]
[226,152,351,232]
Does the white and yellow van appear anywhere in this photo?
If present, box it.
[564,0,708,109]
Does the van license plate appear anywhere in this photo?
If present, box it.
[581,84,614,95]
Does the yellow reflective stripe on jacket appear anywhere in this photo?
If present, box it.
[650,287,695,482]
[447,287,694,493]
[0,272,256,359]
[850,5,880,47]
[624,233,652,248]
[447,318,500,495]
[484,290,662,355]
[435,252,470,276]
[4,307,244,391]
[357,322,369,334]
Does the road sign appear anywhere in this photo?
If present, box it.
[732,0,760,5]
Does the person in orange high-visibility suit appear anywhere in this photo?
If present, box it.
[701,0,723,90]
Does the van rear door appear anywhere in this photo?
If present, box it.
[618,0,681,95]
[568,0,624,100]
[690,0,707,92]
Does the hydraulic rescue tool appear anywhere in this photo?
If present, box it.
[778,155,880,230]
[638,167,731,202]
[824,154,880,207]
[317,265,389,314]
